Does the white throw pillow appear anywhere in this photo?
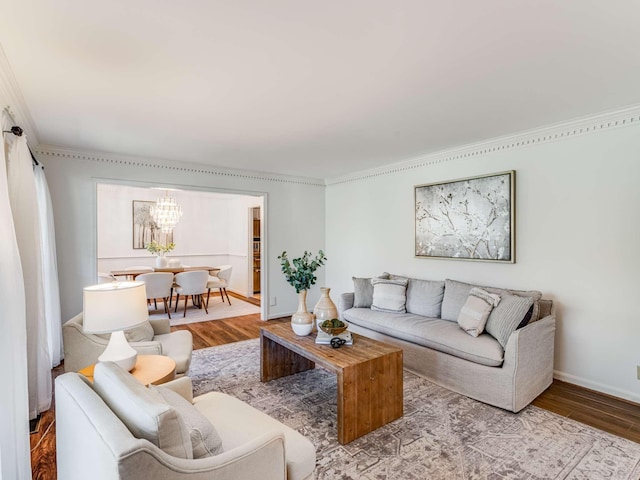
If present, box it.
[371,277,409,313]
[92,362,193,459]
[458,287,501,337]
[150,385,223,458]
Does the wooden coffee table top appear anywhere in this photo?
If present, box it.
[260,322,402,373]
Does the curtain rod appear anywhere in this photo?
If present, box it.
[2,106,39,166]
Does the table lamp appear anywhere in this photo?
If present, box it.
[82,281,148,371]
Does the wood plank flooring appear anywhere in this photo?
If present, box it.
[30,313,640,479]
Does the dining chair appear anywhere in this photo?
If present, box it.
[97,272,114,284]
[173,270,209,317]
[137,272,174,319]
[206,265,232,307]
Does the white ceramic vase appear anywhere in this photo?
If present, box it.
[291,290,314,336]
[155,253,168,268]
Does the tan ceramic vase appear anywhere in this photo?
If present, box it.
[291,290,314,336]
[313,287,338,325]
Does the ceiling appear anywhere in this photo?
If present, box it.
[1,1,639,179]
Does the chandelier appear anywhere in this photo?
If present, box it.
[151,191,183,234]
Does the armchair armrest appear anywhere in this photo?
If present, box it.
[120,432,287,480]
[149,318,171,335]
[160,376,194,403]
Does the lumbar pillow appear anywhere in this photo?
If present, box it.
[150,385,223,458]
[92,362,193,459]
[485,293,534,348]
[371,276,409,313]
[93,319,155,343]
[405,278,445,318]
[457,287,501,337]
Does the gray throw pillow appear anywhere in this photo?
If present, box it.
[485,293,534,348]
[441,279,475,321]
[405,279,445,317]
[457,288,501,337]
[94,320,155,343]
[371,277,409,313]
[352,277,373,308]
[151,385,223,458]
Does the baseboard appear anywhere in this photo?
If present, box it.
[553,370,640,405]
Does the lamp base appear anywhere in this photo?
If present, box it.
[98,330,138,371]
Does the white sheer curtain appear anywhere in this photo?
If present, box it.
[0,114,31,479]
[6,131,52,419]
[34,165,63,367]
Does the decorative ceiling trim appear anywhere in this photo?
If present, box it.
[326,104,640,186]
[33,145,325,187]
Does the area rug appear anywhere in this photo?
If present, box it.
[189,339,640,480]
[148,296,259,326]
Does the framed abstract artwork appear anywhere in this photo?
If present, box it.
[414,171,515,263]
[132,200,173,249]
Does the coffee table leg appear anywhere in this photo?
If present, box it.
[337,350,403,444]
[260,332,315,382]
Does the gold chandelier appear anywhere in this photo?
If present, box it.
[151,191,183,234]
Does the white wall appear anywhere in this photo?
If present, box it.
[326,117,640,403]
[39,148,325,322]
[95,183,261,296]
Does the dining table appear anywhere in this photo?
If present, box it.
[110,266,220,280]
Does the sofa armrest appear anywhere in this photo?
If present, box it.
[338,292,354,320]
[160,376,194,403]
[503,314,556,412]
[149,318,171,335]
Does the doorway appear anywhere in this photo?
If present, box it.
[249,206,261,301]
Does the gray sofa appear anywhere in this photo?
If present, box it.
[338,277,556,412]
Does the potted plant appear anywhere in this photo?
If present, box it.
[146,241,176,268]
[278,250,326,335]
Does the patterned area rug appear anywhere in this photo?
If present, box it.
[189,339,640,479]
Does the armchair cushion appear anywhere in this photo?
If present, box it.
[151,384,223,458]
[92,362,193,459]
[95,320,155,342]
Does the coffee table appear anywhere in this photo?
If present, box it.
[260,322,403,444]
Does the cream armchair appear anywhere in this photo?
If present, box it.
[62,313,193,374]
[55,365,316,480]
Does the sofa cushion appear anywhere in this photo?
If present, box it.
[92,362,193,459]
[371,277,409,313]
[405,278,445,318]
[441,279,475,321]
[352,277,374,308]
[485,293,534,348]
[344,308,504,367]
[150,385,223,458]
[458,288,501,337]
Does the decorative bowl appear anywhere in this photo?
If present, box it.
[319,319,348,336]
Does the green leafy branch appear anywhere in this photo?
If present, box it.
[145,241,175,255]
[278,250,327,293]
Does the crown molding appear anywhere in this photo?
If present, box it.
[326,104,640,186]
[34,144,325,187]
[0,43,39,144]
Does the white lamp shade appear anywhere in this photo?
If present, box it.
[83,281,148,334]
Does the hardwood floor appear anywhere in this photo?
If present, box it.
[31,314,640,479]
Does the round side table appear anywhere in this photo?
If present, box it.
[79,355,176,386]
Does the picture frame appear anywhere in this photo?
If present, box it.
[414,171,515,263]
[132,200,173,249]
